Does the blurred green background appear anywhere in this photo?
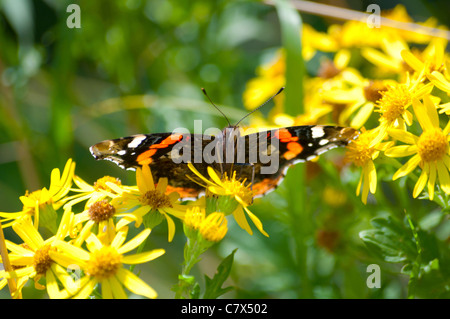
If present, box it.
[1,0,449,299]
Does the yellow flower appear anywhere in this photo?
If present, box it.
[345,127,392,204]
[199,212,228,242]
[375,76,433,137]
[63,175,128,209]
[0,209,77,298]
[50,227,164,299]
[72,199,118,247]
[112,165,186,242]
[0,159,75,230]
[302,24,338,60]
[385,96,450,200]
[243,50,285,110]
[184,207,228,242]
[184,206,205,231]
[401,37,448,81]
[187,163,268,237]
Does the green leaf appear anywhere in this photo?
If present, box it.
[359,217,417,263]
[275,0,305,116]
[202,249,237,299]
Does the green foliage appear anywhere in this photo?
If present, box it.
[1,0,449,299]
[203,249,236,299]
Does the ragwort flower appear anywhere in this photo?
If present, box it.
[345,127,392,204]
[0,159,75,230]
[187,163,268,237]
[0,209,77,299]
[112,165,186,242]
[50,227,164,299]
[385,96,450,200]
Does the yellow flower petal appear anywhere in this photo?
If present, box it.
[207,167,224,186]
[137,165,154,194]
[232,206,253,235]
[401,49,424,73]
[356,172,363,197]
[423,95,440,128]
[12,220,44,250]
[388,129,418,145]
[367,161,377,194]
[86,233,103,252]
[437,161,450,193]
[351,102,374,129]
[413,164,429,198]
[52,263,80,295]
[101,278,114,299]
[73,277,97,299]
[428,161,437,200]
[117,228,151,255]
[393,154,421,180]
[156,177,168,193]
[49,250,86,269]
[244,206,269,237]
[111,226,129,250]
[361,47,402,72]
[122,249,165,264]
[412,98,433,131]
[187,163,216,187]
[165,214,176,242]
[385,145,418,157]
[54,239,91,261]
[361,166,371,204]
[116,268,157,299]
[428,71,450,92]
[108,276,128,299]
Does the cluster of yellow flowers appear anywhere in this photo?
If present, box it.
[0,156,264,298]
[1,4,449,300]
[243,5,450,204]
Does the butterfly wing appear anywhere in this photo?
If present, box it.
[237,125,358,196]
[90,132,213,199]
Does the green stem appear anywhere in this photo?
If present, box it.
[406,213,421,299]
[275,0,311,298]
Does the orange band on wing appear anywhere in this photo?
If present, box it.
[283,141,303,160]
[275,129,299,143]
[137,134,183,165]
[137,148,157,165]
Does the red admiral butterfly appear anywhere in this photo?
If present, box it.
[90,89,358,199]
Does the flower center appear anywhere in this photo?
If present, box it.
[88,200,116,223]
[345,133,376,167]
[417,129,448,162]
[33,245,54,276]
[85,246,122,280]
[376,84,411,124]
[318,60,341,79]
[94,176,122,192]
[221,176,253,205]
[364,80,388,102]
[140,190,172,209]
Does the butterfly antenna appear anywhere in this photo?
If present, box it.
[235,87,285,126]
[202,88,232,127]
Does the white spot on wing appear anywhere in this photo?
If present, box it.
[311,127,325,138]
[127,135,146,149]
